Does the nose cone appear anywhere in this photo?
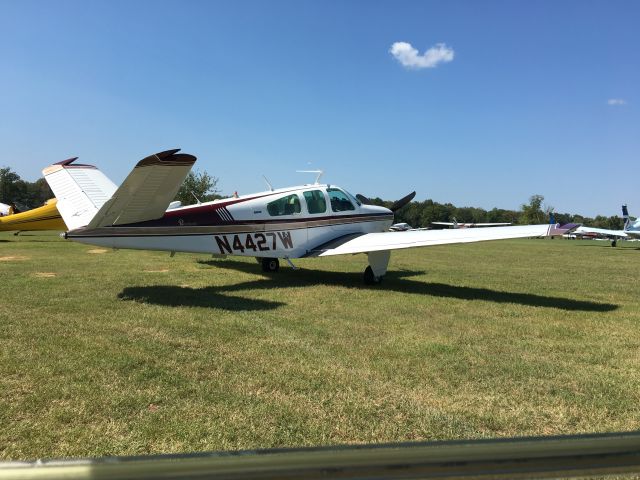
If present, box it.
[361,204,393,216]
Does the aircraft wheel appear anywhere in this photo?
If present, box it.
[611,240,617,247]
[262,258,279,272]
[364,266,381,285]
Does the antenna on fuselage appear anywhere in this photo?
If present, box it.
[296,170,324,184]
[191,191,202,204]
[262,175,274,192]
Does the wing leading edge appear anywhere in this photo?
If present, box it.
[574,226,628,238]
[310,224,554,257]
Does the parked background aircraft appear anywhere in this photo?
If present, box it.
[569,205,639,246]
[0,202,12,216]
[431,218,511,229]
[0,198,66,233]
[43,149,560,284]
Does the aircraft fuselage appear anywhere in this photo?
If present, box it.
[66,184,394,259]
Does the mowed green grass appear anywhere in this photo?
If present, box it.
[1,231,639,460]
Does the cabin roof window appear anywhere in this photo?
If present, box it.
[303,190,327,214]
[267,194,301,216]
[327,188,355,212]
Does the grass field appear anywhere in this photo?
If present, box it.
[1,231,639,461]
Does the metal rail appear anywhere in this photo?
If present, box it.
[2,431,640,479]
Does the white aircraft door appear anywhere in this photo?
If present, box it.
[327,188,361,233]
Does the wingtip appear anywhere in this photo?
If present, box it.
[43,157,98,175]
[137,149,197,167]
[54,157,80,166]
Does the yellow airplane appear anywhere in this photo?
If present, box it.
[0,198,67,233]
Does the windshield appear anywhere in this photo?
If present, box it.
[344,190,361,207]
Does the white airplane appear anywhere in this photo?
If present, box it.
[571,205,640,247]
[431,217,511,229]
[623,205,640,235]
[43,149,560,284]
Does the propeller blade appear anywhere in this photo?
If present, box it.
[356,194,372,205]
[390,191,416,212]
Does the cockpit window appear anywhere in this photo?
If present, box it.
[303,190,327,214]
[267,194,301,216]
[327,188,355,212]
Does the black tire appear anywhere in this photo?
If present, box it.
[611,240,617,247]
[262,258,279,272]
[363,266,380,285]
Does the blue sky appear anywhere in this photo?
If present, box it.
[1,0,637,216]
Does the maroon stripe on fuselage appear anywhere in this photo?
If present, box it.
[122,189,300,228]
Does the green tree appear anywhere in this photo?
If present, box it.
[520,194,545,224]
[0,167,21,205]
[175,170,221,205]
[607,216,623,230]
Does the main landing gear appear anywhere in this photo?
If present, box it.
[257,250,391,285]
[364,266,381,285]
[363,250,390,285]
[611,240,617,247]
[261,257,280,272]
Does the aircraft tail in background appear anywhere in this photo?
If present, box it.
[622,204,631,230]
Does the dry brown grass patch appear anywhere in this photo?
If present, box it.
[0,255,28,261]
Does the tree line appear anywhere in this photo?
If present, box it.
[375,194,624,230]
[0,166,625,230]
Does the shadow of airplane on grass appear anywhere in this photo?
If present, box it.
[0,236,62,243]
[116,259,619,313]
[118,285,285,311]
[573,243,640,251]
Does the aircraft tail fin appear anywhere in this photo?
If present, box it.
[86,149,196,229]
[622,204,631,230]
[43,158,118,230]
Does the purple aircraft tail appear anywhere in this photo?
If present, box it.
[547,211,579,235]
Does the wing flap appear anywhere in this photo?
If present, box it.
[312,224,553,256]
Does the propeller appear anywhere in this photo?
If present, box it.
[356,191,416,212]
[356,194,372,205]
[390,191,416,212]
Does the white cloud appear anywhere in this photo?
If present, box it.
[607,98,627,106]
[390,41,454,69]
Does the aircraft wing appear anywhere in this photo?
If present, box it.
[431,221,455,226]
[309,224,554,256]
[574,226,627,238]
[473,222,511,226]
[87,149,196,228]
